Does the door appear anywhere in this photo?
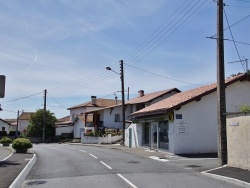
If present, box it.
[150,122,158,150]
[129,128,132,148]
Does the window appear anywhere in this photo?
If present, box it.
[115,114,121,122]
[2,127,5,131]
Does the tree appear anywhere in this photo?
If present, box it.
[26,109,57,139]
[239,104,250,112]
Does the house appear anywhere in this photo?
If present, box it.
[17,112,34,133]
[68,96,121,138]
[128,73,250,154]
[4,119,16,131]
[73,114,94,138]
[55,116,73,137]
[84,88,180,133]
[0,118,11,133]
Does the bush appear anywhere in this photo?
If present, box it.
[0,137,12,144]
[12,138,32,152]
[0,131,7,137]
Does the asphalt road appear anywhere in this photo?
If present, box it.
[22,144,243,188]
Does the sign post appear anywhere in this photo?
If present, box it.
[0,75,5,98]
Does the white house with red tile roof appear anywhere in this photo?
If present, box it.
[84,88,180,135]
[55,116,73,137]
[0,118,11,133]
[17,112,34,133]
[68,96,121,138]
[128,74,250,154]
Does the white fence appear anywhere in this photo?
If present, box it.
[81,133,122,144]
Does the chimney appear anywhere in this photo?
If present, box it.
[91,96,97,105]
[138,90,144,97]
[115,96,118,105]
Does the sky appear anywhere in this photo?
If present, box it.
[0,0,249,119]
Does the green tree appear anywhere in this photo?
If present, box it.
[239,104,250,112]
[26,109,57,139]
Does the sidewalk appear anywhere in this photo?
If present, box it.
[0,146,35,188]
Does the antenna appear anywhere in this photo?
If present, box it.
[228,58,248,72]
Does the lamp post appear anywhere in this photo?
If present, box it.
[106,60,125,145]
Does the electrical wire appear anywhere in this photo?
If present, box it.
[0,91,43,103]
[224,8,245,72]
[126,0,210,66]
[124,63,202,86]
[47,92,68,109]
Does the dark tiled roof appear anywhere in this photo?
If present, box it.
[126,88,180,104]
[68,99,121,110]
[130,74,248,117]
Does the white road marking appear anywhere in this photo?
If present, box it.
[145,150,155,152]
[0,153,13,162]
[79,150,87,153]
[100,161,112,169]
[117,174,137,188]
[149,156,169,162]
[24,158,32,161]
[89,153,98,159]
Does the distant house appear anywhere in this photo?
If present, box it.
[73,114,94,138]
[17,112,34,133]
[67,96,121,138]
[55,116,73,137]
[128,74,250,154]
[4,119,16,131]
[84,88,180,132]
[0,118,11,133]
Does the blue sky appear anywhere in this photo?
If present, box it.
[0,0,249,119]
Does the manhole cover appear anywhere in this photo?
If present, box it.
[128,161,140,164]
[27,180,47,185]
[186,165,201,168]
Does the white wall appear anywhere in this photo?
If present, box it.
[102,106,130,129]
[125,123,142,148]
[70,108,85,121]
[0,121,10,133]
[56,126,73,136]
[18,120,30,133]
[171,80,250,154]
[74,119,84,138]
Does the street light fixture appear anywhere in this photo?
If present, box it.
[106,60,125,145]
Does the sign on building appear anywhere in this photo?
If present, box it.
[177,122,188,134]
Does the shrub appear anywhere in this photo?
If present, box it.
[12,138,32,152]
[0,137,12,144]
[239,104,250,112]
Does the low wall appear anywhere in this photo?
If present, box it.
[226,112,250,170]
[81,133,122,144]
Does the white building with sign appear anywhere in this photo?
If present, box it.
[128,74,250,154]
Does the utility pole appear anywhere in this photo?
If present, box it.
[120,60,126,145]
[15,110,19,138]
[217,0,227,166]
[43,89,47,143]
[127,87,129,101]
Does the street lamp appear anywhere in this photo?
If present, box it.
[106,60,125,145]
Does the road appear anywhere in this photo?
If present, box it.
[22,144,242,188]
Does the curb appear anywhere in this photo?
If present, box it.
[201,167,250,188]
[9,153,37,188]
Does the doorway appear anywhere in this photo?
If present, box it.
[150,122,158,150]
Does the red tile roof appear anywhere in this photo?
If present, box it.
[19,112,34,120]
[126,88,180,104]
[57,115,70,123]
[84,88,180,114]
[67,99,121,110]
[130,74,248,117]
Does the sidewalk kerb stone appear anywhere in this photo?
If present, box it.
[9,153,37,188]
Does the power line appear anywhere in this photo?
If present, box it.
[224,8,245,72]
[0,92,43,103]
[124,63,202,86]
[47,92,68,109]
[125,0,210,66]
